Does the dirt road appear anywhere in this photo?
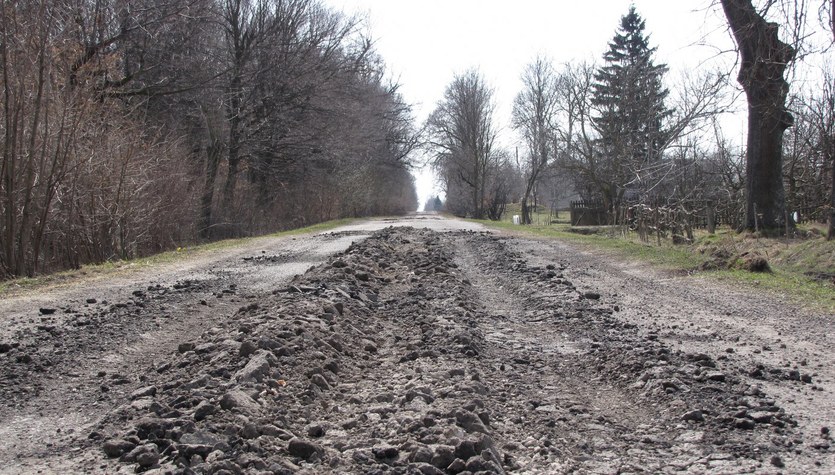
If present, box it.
[0,214,832,474]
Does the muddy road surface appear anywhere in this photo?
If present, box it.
[0,214,832,474]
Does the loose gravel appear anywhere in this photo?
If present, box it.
[1,218,832,474]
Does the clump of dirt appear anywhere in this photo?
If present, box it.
[697,246,734,271]
[695,246,771,273]
[732,252,772,273]
[694,231,834,279]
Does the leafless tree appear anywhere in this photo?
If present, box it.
[512,57,560,224]
[812,67,835,239]
[790,65,835,238]
[1,2,69,276]
[0,0,207,276]
[550,62,598,200]
[551,60,726,215]
[217,0,292,207]
[0,0,419,278]
[427,70,499,219]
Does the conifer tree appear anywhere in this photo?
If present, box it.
[591,6,671,205]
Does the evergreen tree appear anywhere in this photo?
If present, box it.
[433,196,444,211]
[591,6,671,205]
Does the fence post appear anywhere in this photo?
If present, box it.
[707,205,716,235]
[655,206,661,245]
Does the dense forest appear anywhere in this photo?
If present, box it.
[0,0,419,278]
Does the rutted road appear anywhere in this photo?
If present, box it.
[0,215,482,474]
[0,214,831,474]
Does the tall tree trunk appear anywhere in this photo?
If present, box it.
[471,154,483,219]
[831,0,835,41]
[17,8,50,276]
[744,93,792,230]
[223,132,240,206]
[472,172,481,219]
[199,140,222,240]
[1,3,17,276]
[829,152,835,240]
[521,179,535,225]
[720,0,795,232]
[223,84,242,209]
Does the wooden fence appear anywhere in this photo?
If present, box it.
[794,205,830,224]
[569,200,608,226]
[570,199,727,229]
[569,199,737,243]
[569,198,828,240]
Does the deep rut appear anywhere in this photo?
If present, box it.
[1,222,830,474]
[452,233,742,473]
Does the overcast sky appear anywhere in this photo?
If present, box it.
[320,0,746,206]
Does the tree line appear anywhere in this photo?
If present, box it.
[427,1,834,240]
[0,0,419,278]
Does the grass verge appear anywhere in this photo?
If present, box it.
[0,217,357,296]
[472,207,835,314]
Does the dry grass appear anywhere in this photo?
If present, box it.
[475,208,835,313]
[0,218,357,296]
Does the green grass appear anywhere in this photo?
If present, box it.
[0,217,357,296]
[473,208,835,313]
[710,267,835,313]
[474,217,703,269]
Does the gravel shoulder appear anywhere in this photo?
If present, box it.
[0,215,831,474]
[509,234,835,472]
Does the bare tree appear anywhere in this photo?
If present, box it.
[552,58,726,216]
[818,68,835,239]
[794,65,835,239]
[0,0,419,277]
[512,57,560,224]
[551,62,599,201]
[427,70,499,219]
[1,2,67,276]
[218,0,284,207]
[484,150,516,220]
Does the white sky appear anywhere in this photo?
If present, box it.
[318,0,807,208]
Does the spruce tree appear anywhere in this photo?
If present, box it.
[591,6,671,205]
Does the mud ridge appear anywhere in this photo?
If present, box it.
[90,227,804,474]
